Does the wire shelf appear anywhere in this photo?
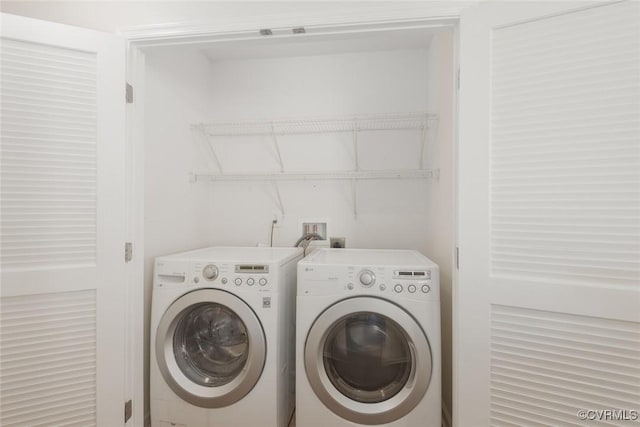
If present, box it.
[190,169,439,182]
[193,113,437,137]
[190,112,440,217]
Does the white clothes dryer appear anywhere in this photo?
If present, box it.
[296,248,441,427]
[151,246,302,427]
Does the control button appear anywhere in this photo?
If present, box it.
[379,284,386,291]
[193,277,200,284]
[221,277,228,284]
[234,278,242,286]
[408,284,417,293]
[421,284,431,293]
[347,283,355,290]
[259,278,267,286]
[202,264,219,281]
[394,284,403,293]
[247,278,255,286]
[359,270,375,287]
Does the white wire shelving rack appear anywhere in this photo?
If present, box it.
[190,113,439,217]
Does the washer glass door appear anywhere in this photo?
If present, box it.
[305,297,432,425]
[156,289,266,408]
[173,302,249,387]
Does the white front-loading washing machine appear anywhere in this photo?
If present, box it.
[151,246,302,427]
[297,248,441,427]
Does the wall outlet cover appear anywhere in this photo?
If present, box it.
[301,221,327,240]
[330,237,346,248]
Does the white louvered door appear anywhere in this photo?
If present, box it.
[457,2,640,426]
[0,14,126,427]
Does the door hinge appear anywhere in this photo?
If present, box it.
[457,68,460,90]
[124,399,132,423]
[456,246,460,270]
[125,242,133,263]
[126,82,134,103]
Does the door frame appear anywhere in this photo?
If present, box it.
[119,5,464,426]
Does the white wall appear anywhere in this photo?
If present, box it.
[202,48,433,249]
[1,2,356,32]
[143,47,215,420]
[0,1,468,35]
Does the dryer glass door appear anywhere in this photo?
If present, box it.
[305,297,432,425]
[323,313,412,403]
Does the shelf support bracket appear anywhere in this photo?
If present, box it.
[352,120,360,171]
[271,122,285,172]
[351,179,358,219]
[197,127,224,174]
[270,180,285,217]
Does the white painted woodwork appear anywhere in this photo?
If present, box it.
[457,2,640,425]
[0,13,127,427]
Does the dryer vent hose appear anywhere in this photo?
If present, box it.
[294,233,323,248]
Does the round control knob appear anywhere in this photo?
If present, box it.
[359,270,375,287]
[221,277,228,284]
[259,278,267,286]
[408,284,417,293]
[379,284,386,291]
[394,284,403,293]
[202,265,219,281]
[247,278,255,286]
[234,278,242,286]
[421,284,431,293]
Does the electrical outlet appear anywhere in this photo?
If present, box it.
[330,237,346,248]
[302,222,327,240]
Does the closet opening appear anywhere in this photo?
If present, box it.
[133,18,457,425]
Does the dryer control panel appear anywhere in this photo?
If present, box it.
[298,264,439,302]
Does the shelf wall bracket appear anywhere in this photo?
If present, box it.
[199,128,224,174]
[419,123,427,170]
[269,180,285,217]
[271,122,285,172]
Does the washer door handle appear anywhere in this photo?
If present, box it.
[405,340,418,390]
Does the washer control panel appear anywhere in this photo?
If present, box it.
[154,259,272,291]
